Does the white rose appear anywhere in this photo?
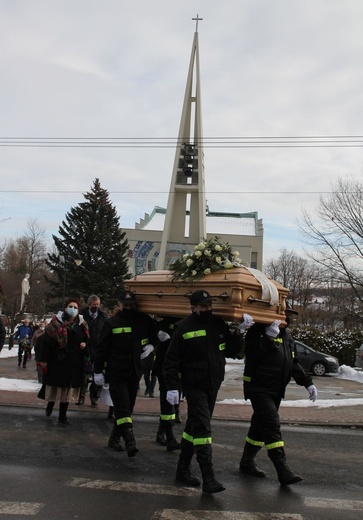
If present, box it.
[233,251,240,257]
[198,242,206,250]
[215,244,222,252]
[194,250,202,258]
[224,260,233,269]
[186,259,194,267]
[204,249,212,257]
[191,270,197,276]
[183,254,190,260]
[204,268,211,275]
[216,256,222,264]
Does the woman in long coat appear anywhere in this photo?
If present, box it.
[39,297,89,424]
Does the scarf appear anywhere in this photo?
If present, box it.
[46,313,89,350]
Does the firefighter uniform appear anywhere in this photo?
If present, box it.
[153,317,181,451]
[242,320,313,484]
[94,297,158,456]
[163,291,243,493]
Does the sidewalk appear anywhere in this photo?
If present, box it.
[1,356,363,428]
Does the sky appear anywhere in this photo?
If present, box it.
[1,348,363,408]
[1,1,363,261]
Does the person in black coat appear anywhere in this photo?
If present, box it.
[0,317,6,353]
[240,304,318,486]
[94,290,158,457]
[78,295,107,406]
[163,290,244,494]
[153,316,181,451]
[39,298,89,424]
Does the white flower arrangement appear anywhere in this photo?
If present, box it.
[170,236,243,283]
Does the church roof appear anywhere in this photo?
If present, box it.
[137,206,259,236]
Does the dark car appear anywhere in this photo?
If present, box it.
[295,340,339,376]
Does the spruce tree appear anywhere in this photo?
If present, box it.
[46,179,130,310]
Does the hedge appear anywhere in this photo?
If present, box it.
[290,327,363,367]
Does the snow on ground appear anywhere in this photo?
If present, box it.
[1,346,363,407]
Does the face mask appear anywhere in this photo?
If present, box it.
[90,306,98,314]
[66,307,78,318]
[197,309,213,321]
[39,326,45,331]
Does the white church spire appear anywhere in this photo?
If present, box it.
[157,20,206,269]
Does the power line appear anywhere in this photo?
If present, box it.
[0,136,362,148]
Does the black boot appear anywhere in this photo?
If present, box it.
[272,458,303,486]
[164,422,181,452]
[45,401,55,417]
[156,421,167,446]
[197,446,225,494]
[175,440,201,486]
[122,427,138,457]
[239,448,266,478]
[108,423,124,451]
[58,402,71,425]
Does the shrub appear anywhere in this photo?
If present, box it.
[290,327,363,367]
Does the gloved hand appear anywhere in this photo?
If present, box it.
[265,320,281,338]
[157,330,171,342]
[166,390,179,405]
[140,344,154,360]
[93,373,105,386]
[237,313,255,333]
[307,384,318,402]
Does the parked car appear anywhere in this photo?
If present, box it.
[295,340,339,376]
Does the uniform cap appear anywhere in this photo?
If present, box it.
[285,301,298,315]
[189,290,213,306]
[119,290,137,304]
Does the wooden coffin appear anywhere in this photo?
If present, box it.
[126,267,289,324]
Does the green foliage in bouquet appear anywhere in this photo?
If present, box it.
[170,236,243,283]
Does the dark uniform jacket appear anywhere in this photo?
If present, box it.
[163,312,242,393]
[41,314,89,388]
[243,323,313,400]
[94,309,159,383]
[80,307,107,360]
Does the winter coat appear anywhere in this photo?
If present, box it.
[80,307,107,360]
[0,318,6,352]
[243,323,313,400]
[163,312,243,393]
[14,324,32,345]
[94,309,159,383]
[41,313,89,389]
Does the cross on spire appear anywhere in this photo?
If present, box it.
[192,14,203,33]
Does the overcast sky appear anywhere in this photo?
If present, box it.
[1,0,363,261]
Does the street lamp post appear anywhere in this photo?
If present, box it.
[59,256,67,307]
[59,256,83,306]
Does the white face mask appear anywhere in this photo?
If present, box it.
[66,306,78,318]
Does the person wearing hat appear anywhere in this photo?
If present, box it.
[240,301,318,486]
[93,289,158,457]
[163,289,248,494]
[14,318,33,368]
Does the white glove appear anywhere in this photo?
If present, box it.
[140,344,154,360]
[166,390,179,405]
[237,313,255,333]
[265,320,281,338]
[93,373,105,386]
[307,384,318,402]
[157,330,171,342]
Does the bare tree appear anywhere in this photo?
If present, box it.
[299,174,363,315]
[264,249,324,315]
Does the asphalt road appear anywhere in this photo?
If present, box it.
[0,406,362,520]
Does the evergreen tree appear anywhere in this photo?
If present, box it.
[46,179,130,309]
